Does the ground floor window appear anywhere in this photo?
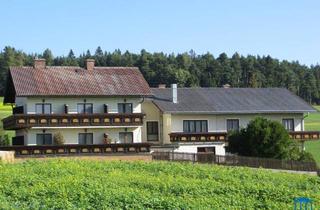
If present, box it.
[147,121,159,141]
[282,119,294,131]
[183,120,208,133]
[78,133,93,144]
[36,133,52,145]
[119,132,133,143]
[227,119,239,131]
[197,147,215,153]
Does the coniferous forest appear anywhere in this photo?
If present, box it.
[0,46,319,104]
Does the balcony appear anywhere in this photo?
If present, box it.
[2,113,144,130]
[170,132,228,142]
[289,131,320,141]
[0,143,151,156]
[170,131,320,143]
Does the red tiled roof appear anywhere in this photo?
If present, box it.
[9,66,152,97]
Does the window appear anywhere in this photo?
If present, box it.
[282,119,294,131]
[77,103,93,114]
[36,134,52,145]
[183,120,208,133]
[119,132,133,143]
[78,133,93,144]
[227,119,239,131]
[35,103,51,114]
[118,103,133,114]
[147,121,159,141]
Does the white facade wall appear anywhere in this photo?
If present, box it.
[171,113,304,133]
[14,96,143,145]
[15,97,142,114]
[24,127,141,145]
[173,143,226,155]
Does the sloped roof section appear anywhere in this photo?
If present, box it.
[151,88,316,114]
[6,66,152,101]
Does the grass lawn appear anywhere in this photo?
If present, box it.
[0,160,318,209]
[304,105,320,131]
[0,97,14,140]
[304,106,320,164]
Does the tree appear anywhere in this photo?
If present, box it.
[0,46,319,104]
[42,49,54,66]
[228,117,314,161]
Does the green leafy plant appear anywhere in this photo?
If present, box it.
[53,132,65,145]
[228,117,315,161]
[0,160,318,209]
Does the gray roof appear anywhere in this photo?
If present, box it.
[151,88,316,114]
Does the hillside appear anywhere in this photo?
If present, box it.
[0,160,318,209]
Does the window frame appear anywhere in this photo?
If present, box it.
[183,120,208,133]
[119,132,134,143]
[117,103,133,114]
[282,118,295,131]
[35,103,52,114]
[77,103,93,114]
[146,121,159,141]
[226,119,240,132]
[36,133,52,145]
[78,133,93,145]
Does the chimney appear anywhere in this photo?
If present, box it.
[86,59,95,71]
[158,84,166,89]
[34,58,46,69]
[171,84,178,103]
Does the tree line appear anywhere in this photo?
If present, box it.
[0,46,319,104]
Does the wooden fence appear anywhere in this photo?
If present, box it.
[0,143,151,157]
[152,151,319,172]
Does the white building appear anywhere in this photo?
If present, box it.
[3,59,152,146]
[2,59,318,155]
[141,85,317,155]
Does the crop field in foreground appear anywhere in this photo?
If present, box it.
[0,160,319,209]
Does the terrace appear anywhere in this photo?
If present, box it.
[169,131,320,142]
[0,143,151,156]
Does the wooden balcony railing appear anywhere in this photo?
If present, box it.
[2,113,144,130]
[289,131,320,141]
[170,132,228,142]
[0,143,151,156]
[170,131,320,143]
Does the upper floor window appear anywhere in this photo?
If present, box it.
[35,103,51,114]
[36,133,52,145]
[227,119,239,131]
[183,120,208,133]
[282,119,294,131]
[77,103,93,114]
[118,103,133,114]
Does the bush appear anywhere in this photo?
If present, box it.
[228,117,315,161]
[0,134,10,146]
[53,132,65,145]
[298,151,316,162]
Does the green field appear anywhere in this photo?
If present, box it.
[0,97,14,140]
[305,106,320,164]
[0,160,318,209]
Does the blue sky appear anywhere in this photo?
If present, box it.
[1,0,319,65]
